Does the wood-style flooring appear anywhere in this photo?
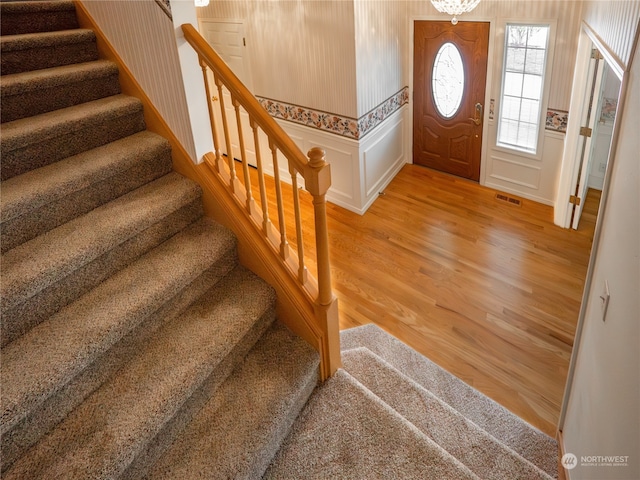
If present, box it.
[243,163,598,437]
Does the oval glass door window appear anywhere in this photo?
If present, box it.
[432,42,465,118]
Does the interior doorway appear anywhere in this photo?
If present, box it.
[570,57,620,230]
[412,21,490,181]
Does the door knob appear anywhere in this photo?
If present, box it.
[469,102,483,126]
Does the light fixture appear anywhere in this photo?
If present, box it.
[194,0,209,7]
[430,0,481,25]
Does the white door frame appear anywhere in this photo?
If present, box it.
[553,21,625,229]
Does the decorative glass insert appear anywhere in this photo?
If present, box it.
[498,24,550,154]
[432,42,465,118]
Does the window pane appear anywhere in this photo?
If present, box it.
[507,26,528,47]
[520,98,540,123]
[522,74,542,100]
[501,96,521,120]
[517,122,537,150]
[504,72,523,96]
[432,42,465,118]
[524,48,545,75]
[506,47,526,72]
[498,119,519,145]
[528,27,549,48]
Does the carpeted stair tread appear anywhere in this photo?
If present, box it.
[1,60,121,122]
[1,131,172,252]
[340,324,558,478]
[0,29,98,75]
[0,172,201,315]
[2,266,277,480]
[0,94,145,179]
[264,369,481,480]
[0,218,237,437]
[0,1,78,35]
[1,220,239,473]
[342,347,555,480]
[144,322,319,480]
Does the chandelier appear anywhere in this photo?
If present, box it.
[430,0,481,25]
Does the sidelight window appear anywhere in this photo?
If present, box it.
[498,24,550,154]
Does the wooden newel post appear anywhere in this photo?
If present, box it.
[306,147,341,378]
[306,147,333,306]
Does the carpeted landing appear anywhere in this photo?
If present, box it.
[264,324,559,480]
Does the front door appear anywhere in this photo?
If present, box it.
[413,21,490,181]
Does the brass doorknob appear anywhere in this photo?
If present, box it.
[469,102,483,126]
[211,96,219,102]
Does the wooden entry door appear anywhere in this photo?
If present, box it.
[413,21,490,181]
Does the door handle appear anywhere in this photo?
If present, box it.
[469,102,483,126]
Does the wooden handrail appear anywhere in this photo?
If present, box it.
[181,24,311,181]
[181,23,340,378]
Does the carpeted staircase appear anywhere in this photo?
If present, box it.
[0,1,319,478]
[267,325,559,480]
[1,2,561,479]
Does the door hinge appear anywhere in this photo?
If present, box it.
[569,195,581,206]
[580,126,592,137]
[591,48,603,60]
[243,37,246,46]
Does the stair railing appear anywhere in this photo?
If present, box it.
[181,24,340,379]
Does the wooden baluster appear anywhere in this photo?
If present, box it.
[305,147,333,306]
[214,75,236,192]
[290,166,308,284]
[232,97,254,214]
[270,140,289,259]
[199,60,222,172]
[251,118,271,234]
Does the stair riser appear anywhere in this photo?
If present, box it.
[1,147,173,253]
[0,41,98,75]
[1,74,121,123]
[1,250,239,473]
[121,307,277,480]
[0,11,78,36]
[0,110,145,181]
[1,200,203,347]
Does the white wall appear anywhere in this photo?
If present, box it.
[561,33,639,478]
[81,0,197,160]
[197,0,358,118]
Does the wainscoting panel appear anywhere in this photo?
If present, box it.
[484,132,564,206]
[362,109,406,200]
[264,121,360,210]
[488,156,541,190]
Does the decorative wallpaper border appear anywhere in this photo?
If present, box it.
[257,87,409,141]
[545,108,568,133]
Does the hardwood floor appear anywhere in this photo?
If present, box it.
[241,162,598,437]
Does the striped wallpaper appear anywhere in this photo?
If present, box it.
[198,0,584,118]
[582,0,640,70]
[81,0,197,159]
